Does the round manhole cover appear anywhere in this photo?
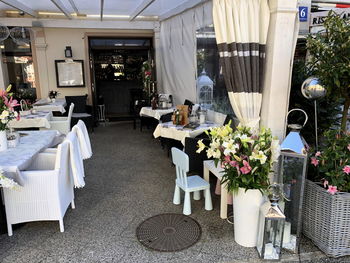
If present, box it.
[136,213,201,252]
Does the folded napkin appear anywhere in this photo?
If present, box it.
[72,120,92,160]
[65,132,85,188]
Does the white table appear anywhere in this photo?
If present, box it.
[33,98,66,113]
[203,160,228,219]
[9,111,52,129]
[0,130,58,185]
[140,107,174,120]
[153,121,219,145]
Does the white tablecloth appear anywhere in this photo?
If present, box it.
[9,111,52,129]
[140,107,174,120]
[0,130,58,185]
[153,121,220,145]
[33,98,66,113]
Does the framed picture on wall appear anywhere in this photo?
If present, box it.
[55,60,85,88]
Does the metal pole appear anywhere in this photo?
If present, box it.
[314,100,318,151]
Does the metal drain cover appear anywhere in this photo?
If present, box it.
[136,213,201,252]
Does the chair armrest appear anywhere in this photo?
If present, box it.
[26,153,56,171]
[50,120,68,125]
[42,148,57,154]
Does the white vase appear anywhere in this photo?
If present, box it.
[233,187,264,247]
[0,130,8,152]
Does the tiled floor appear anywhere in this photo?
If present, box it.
[0,122,347,262]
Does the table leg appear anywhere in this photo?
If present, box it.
[204,165,209,182]
[220,180,228,219]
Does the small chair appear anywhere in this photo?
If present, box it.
[45,103,74,135]
[3,141,75,236]
[65,95,94,132]
[171,147,212,215]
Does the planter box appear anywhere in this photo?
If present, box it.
[303,179,350,258]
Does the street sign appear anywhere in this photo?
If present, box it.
[299,6,308,22]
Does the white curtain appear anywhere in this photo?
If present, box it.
[213,0,270,129]
[159,1,212,105]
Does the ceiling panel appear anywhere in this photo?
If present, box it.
[0,0,192,17]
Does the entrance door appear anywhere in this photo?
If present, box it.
[88,37,153,121]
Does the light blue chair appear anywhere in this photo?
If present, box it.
[171,147,213,215]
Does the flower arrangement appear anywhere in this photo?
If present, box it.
[310,129,350,194]
[197,123,280,193]
[0,170,19,189]
[49,90,59,99]
[0,85,20,131]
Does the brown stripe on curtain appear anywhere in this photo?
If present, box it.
[217,42,266,94]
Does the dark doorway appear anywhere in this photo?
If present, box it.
[88,37,152,121]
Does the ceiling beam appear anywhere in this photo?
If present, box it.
[0,0,38,17]
[100,0,104,21]
[160,0,209,21]
[50,0,72,19]
[67,0,79,15]
[129,0,155,21]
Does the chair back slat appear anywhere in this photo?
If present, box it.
[171,147,189,188]
[55,141,69,172]
[67,103,75,121]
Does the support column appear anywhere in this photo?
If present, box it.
[32,28,49,99]
[260,0,299,140]
[153,22,163,93]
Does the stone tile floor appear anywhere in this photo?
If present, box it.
[0,122,349,263]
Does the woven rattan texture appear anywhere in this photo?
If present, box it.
[136,213,201,252]
[303,180,350,258]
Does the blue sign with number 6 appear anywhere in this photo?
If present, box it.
[299,6,308,22]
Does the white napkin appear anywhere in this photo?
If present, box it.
[72,120,92,160]
[65,132,85,188]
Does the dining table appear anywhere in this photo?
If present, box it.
[139,106,174,121]
[153,121,219,145]
[8,111,53,129]
[33,98,67,113]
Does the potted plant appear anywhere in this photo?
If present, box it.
[0,85,20,152]
[306,11,350,132]
[197,123,280,247]
[303,130,350,257]
[48,90,60,102]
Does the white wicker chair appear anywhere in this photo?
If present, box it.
[3,141,75,236]
[45,103,74,135]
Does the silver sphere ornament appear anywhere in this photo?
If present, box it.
[301,77,326,100]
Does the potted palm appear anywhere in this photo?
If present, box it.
[197,124,280,247]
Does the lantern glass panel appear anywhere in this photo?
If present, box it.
[277,153,308,252]
[257,203,285,260]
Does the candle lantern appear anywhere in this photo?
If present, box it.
[257,184,286,260]
[275,109,309,253]
[196,69,213,109]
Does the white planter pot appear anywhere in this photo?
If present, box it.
[233,187,264,247]
[0,130,8,152]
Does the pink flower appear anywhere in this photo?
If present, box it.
[0,89,7,97]
[311,157,319,167]
[348,144,350,151]
[343,165,350,175]
[327,185,338,195]
[229,161,238,167]
[224,155,231,162]
[4,97,18,110]
[315,151,321,157]
[145,71,151,76]
[240,160,252,174]
[323,180,329,188]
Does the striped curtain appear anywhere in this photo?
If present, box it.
[213,0,270,129]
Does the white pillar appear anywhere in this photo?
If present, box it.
[154,22,163,93]
[32,28,49,99]
[260,0,299,140]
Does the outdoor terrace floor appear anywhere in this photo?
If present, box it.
[0,122,349,263]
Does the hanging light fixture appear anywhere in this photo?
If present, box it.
[0,23,10,43]
[9,27,32,46]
